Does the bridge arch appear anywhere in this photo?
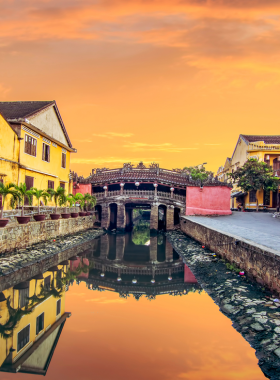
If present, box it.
[158,204,167,231]
[94,205,102,226]
[109,203,118,230]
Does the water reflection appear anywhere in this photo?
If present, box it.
[0,264,70,375]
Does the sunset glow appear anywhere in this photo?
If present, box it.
[1,0,280,175]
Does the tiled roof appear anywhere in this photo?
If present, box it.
[241,135,280,144]
[0,101,54,119]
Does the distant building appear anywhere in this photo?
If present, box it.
[0,101,76,206]
[217,135,280,210]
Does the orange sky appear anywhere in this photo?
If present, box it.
[1,0,280,176]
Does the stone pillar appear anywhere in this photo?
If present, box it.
[120,183,124,195]
[170,187,174,199]
[117,203,126,232]
[166,205,174,230]
[153,183,158,197]
[100,234,109,259]
[125,208,133,228]
[150,204,158,232]
[103,185,108,197]
[101,204,110,229]
[165,240,173,262]
[150,236,158,263]
[116,235,125,261]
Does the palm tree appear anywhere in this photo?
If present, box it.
[84,193,97,212]
[47,186,65,214]
[12,183,34,217]
[70,193,84,211]
[0,183,20,219]
[31,188,51,214]
[59,194,74,214]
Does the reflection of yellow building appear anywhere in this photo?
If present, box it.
[217,135,280,210]
[0,101,76,207]
[0,261,70,375]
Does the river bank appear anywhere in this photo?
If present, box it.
[166,229,280,380]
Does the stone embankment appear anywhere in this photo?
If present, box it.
[0,215,95,254]
[180,216,280,295]
[0,228,104,292]
[167,230,280,380]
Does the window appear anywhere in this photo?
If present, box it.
[44,275,51,290]
[48,180,54,189]
[249,190,257,202]
[42,143,50,162]
[25,176,34,206]
[60,182,65,189]
[24,134,37,156]
[61,152,66,168]
[17,325,30,352]
[19,287,29,308]
[273,158,280,171]
[36,312,44,335]
[56,299,61,316]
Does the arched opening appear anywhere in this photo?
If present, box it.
[173,249,180,261]
[94,205,102,226]
[157,235,166,262]
[158,205,167,231]
[109,203,118,230]
[174,207,180,225]
[108,234,117,260]
[92,238,101,257]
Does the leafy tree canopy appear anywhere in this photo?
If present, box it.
[228,158,279,193]
[183,166,213,183]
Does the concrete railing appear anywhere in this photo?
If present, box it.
[94,190,186,202]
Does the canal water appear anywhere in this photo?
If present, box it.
[0,219,267,380]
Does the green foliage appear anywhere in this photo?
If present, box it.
[47,186,65,212]
[183,166,213,183]
[0,182,21,219]
[225,262,240,273]
[228,158,279,194]
[83,193,97,211]
[31,188,51,213]
[132,221,150,245]
[11,183,34,216]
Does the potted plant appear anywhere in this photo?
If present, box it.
[84,193,97,216]
[0,182,20,228]
[31,188,50,221]
[69,193,84,217]
[12,183,33,224]
[60,195,74,219]
[47,186,65,220]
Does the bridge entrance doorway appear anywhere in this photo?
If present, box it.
[174,207,180,226]
[125,203,151,231]
[109,203,118,230]
[94,205,102,226]
[158,205,167,231]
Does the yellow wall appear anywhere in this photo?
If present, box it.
[0,264,67,366]
[0,114,20,185]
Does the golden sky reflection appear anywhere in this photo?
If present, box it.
[3,282,266,380]
[1,1,280,174]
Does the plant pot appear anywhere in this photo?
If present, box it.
[17,216,31,225]
[79,212,87,217]
[0,219,9,228]
[33,214,46,222]
[61,213,71,219]
[50,214,61,220]
[71,212,79,218]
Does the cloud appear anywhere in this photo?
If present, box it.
[71,156,161,165]
[204,143,221,145]
[92,132,134,139]
[123,142,198,152]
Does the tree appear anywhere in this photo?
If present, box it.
[228,158,279,211]
[0,183,20,220]
[12,183,34,216]
[183,166,213,185]
[69,193,84,210]
[31,188,51,214]
[83,193,97,212]
[47,186,66,214]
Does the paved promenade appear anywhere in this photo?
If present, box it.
[184,212,280,253]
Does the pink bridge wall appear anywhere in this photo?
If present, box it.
[186,186,232,216]
[73,183,92,196]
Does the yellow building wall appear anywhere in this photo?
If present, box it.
[0,114,19,185]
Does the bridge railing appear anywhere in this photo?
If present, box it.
[94,190,186,202]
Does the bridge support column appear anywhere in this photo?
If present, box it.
[150,236,158,263]
[100,234,109,259]
[117,203,126,232]
[166,240,173,262]
[166,205,174,230]
[101,205,110,229]
[125,208,133,229]
[116,235,125,261]
[150,204,158,233]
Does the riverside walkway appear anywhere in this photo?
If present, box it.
[182,212,280,253]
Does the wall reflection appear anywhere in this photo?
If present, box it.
[0,261,71,375]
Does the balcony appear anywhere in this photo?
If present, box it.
[247,144,280,152]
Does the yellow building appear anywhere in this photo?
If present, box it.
[0,101,76,207]
[0,262,70,375]
[217,135,280,210]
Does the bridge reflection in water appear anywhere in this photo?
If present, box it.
[70,221,200,300]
